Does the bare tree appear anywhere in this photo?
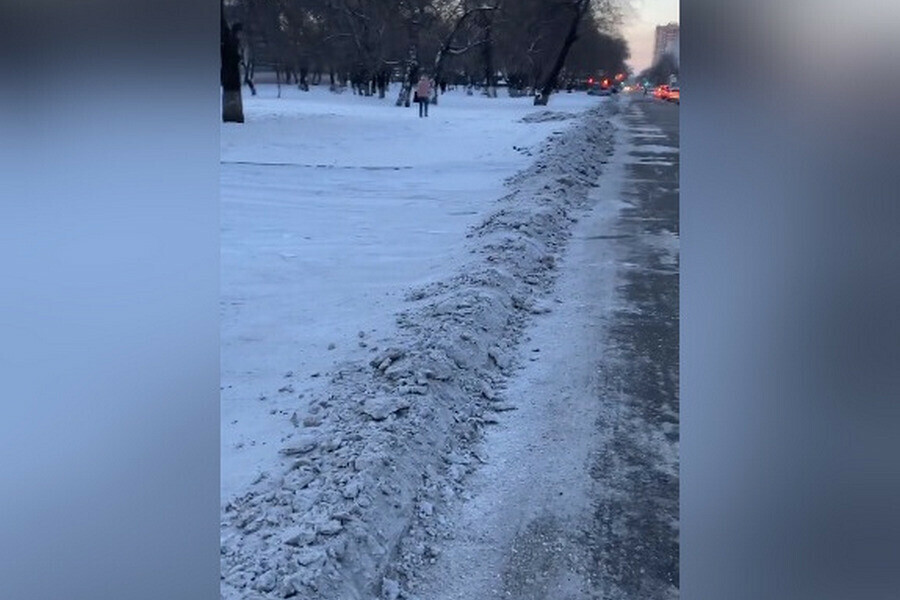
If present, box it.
[494,0,569,95]
[227,0,628,106]
[394,0,439,107]
[565,17,629,87]
[430,1,498,104]
[532,0,590,105]
[236,22,257,95]
[325,0,399,96]
[222,1,245,122]
[476,2,501,97]
[640,52,678,86]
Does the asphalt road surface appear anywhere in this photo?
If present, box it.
[583,95,679,599]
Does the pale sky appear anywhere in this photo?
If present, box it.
[620,0,680,74]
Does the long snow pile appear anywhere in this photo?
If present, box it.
[220,100,618,600]
[519,109,578,123]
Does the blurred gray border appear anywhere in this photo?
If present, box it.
[0,1,220,598]
[682,1,900,598]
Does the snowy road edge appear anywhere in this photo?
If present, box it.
[220,98,620,600]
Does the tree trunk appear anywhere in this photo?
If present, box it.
[239,38,256,96]
[221,6,244,123]
[299,68,309,91]
[432,5,500,105]
[431,9,469,106]
[396,51,418,106]
[378,71,387,98]
[244,60,256,96]
[395,17,420,107]
[481,12,496,98]
[534,0,587,106]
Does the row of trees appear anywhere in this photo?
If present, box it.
[222,0,630,121]
[639,52,679,87]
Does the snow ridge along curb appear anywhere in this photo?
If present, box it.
[220,99,619,600]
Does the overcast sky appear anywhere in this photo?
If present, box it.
[620,0,680,74]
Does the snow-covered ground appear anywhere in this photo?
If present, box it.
[221,85,604,501]
[220,84,623,599]
[401,139,633,600]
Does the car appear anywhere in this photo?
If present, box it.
[654,85,670,100]
[587,83,613,96]
[667,86,680,103]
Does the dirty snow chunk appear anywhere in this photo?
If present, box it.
[296,547,326,566]
[529,301,553,315]
[419,501,434,518]
[254,570,277,593]
[318,519,343,535]
[521,110,577,123]
[302,415,323,427]
[321,435,344,452]
[284,469,316,490]
[332,509,353,523]
[383,359,413,380]
[370,347,405,370]
[488,402,518,412]
[283,526,316,547]
[487,346,512,371]
[382,577,401,600]
[360,396,411,421]
[448,464,467,482]
[343,478,363,499]
[285,570,317,596]
[280,437,318,456]
[398,384,428,395]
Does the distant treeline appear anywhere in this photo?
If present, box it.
[224,0,630,98]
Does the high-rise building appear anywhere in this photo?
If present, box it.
[653,22,680,66]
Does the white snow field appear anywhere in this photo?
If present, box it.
[221,86,601,499]
[220,84,618,599]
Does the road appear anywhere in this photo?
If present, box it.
[404,95,679,600]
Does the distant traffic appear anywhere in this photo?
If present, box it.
[582,77,680,105]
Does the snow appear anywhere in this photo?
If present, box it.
[219,84,618,599]
[221,85,603,501]
[629,142,678,166]
[631,125,668,138]
[404,133,634,600]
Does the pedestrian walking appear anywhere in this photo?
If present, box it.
[416,75,433,117]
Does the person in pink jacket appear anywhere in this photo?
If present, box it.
[415,75,433,118]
